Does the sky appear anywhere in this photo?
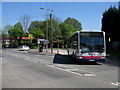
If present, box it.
[2,1,119,31]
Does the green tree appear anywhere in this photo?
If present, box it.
[59,23,78,47]
[31,28,44,38]
[34,20,61,41]
[51,19,61,41]
[102,6,120,42]
[8,28,25,38]
[14,22,23,31]
[29,21,41,31]
[8,22,25,46]
[29,21,44,38]
[64,17,82,31]
[102,6,120,50]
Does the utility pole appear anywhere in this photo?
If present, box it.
[40,8,53,52]
[50,13,53,53]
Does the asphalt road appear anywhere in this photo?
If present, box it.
[2,49,120,88]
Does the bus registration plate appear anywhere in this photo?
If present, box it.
[89,59,95,61]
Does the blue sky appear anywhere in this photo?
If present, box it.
[2,2,118,31]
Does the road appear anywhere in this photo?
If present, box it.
[2,49,120,88]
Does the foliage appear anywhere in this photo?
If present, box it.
[6,15,83,48]
[52,15,62,24]
[59,23,78,47]
[59,23,78,39]
[8,28,25,38]
[102,6,120,42]
[14,22,23,31]
[2,25,13,38]
[29,21,41,30]
[8,22,25,47]
[29,21,45,38]
[64,17,82,31]
[51,19,62,41]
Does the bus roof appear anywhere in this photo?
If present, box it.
[68,31,104,39]
[80,31,103,32]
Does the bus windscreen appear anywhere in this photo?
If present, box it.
[80,32,104,53]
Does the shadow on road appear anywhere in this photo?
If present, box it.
[53,54,101,65]
[104,56,120,67]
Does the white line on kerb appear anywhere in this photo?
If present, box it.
[111,82,120,86]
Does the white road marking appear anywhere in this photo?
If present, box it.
[9,52,96,77]
[47,64,82,76]
[111,82,120,87]
[84,74,96,77]
[47,64,95,77]
[66,68,79,71]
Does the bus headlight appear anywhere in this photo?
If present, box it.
[77,56,83,59]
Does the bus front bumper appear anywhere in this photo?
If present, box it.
[75,56,106,62]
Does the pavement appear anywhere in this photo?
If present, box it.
[28,48,68,56]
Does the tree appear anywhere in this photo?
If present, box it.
[28,21,41,31]
[30,28,44,38]
[8,28,25,38]
[14,22,26,46]
[102,6,120,49]
[52,14,62,24]
[14,22,23,31]
[20,15,30,33]
[8,22,25,47]
[102,6,120,42]
[29,21,44,38]
[64,17,82,31]
[2,25,13,37]
[51,19,62,41]
[59,23,78,47]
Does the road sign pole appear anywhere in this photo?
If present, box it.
[38,38,39,52]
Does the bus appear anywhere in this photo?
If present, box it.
[67,31,106,62]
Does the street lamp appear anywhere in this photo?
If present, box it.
[40,8,53,53]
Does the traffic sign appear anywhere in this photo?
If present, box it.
[39,39,45,41]
[45,40,49,42]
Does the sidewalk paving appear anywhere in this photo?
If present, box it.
[28,48,68,56]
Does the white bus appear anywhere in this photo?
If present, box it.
[67,31,106,62]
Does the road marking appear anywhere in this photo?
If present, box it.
[47,64,95,77]
[111,82,120,87]
[84,74,96,77]
[9,52,96,77]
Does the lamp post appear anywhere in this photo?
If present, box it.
[50,13,53,53]
[40,8,53,52]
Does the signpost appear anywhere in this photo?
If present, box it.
[37,38,45,52]
[37,39,49,52]
[44,40,49,52]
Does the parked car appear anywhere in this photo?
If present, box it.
[19,45,30,51]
